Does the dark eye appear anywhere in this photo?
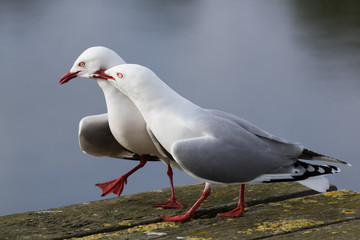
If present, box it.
[78,61,85,67]
[117,72,123,78]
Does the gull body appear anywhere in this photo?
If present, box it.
[104,64,350,221]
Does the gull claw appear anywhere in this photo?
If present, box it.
[96,176,127,196]
[217,206,245,218]
[159,213,193,222]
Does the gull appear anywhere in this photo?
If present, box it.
[102,64,350,222]
[59,47,183,208]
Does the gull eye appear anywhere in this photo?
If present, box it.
[117,72,123,78]
[78,61,85,67]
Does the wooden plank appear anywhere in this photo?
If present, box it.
[1,182,356,240]
[67,190,359,240]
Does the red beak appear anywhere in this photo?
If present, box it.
[92,69,115,80]
[59,71,80,85]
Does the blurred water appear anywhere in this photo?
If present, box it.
[0,0,359,216]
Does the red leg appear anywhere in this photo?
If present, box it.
[96,155,147,196]
[217,184,246,217]
[160,182,211,222]
[154,165,183,209]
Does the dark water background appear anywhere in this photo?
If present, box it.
[1,0,359,216]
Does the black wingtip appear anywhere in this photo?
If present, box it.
[300,148,351,166]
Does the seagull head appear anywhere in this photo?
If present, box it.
[103,64,160,94]
[59,46,125,85]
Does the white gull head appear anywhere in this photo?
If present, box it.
[59,46,125,85]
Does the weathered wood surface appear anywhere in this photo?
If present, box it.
[0,182,359,240]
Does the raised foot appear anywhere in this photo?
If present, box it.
[217,206,245,218]
[95,176,127,197]
[154,199,184,209]
[159,213,193,222]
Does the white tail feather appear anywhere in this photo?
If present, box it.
[297,176,330,193]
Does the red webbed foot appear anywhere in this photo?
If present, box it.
[217,206,245,217]
[154,199,183,209]
[96,156,147,197]
[159,213,193,222]
[95,176,127,196]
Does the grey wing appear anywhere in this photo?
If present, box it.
[79,114,159,161]
[171,135,340,186]
[171,133,296,184]
[170,111,303,183]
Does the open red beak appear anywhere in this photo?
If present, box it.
[92,69,115,80]
[59,71,80,85]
